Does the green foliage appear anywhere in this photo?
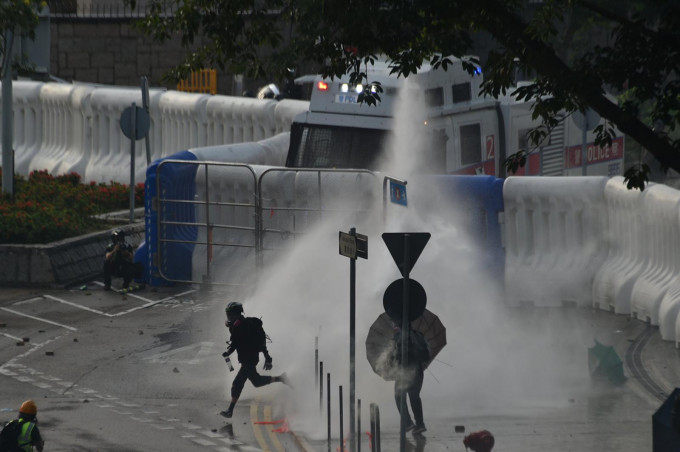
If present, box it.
[0,0,45,76]
[623,163,650,191]
[0,170,144,244]
[505,150,527,175]
[131,0,680,187]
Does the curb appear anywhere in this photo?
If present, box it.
[0,222,144,288]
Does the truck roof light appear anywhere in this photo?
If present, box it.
[317,81,329,91]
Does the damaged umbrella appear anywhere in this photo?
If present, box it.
[365,310,446,381]
[588,339,626,384]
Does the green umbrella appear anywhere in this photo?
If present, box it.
[588,340,626,384]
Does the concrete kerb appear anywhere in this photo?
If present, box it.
[0,220,145,288]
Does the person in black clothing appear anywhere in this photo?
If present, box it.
[393,325,430,435]
[103,229,142,290]
[220,302,289,418]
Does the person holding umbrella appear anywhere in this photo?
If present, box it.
[365,306,446,437]
[391,323,430,434]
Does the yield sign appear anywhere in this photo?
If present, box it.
[382,232,430,276]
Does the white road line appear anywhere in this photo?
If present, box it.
[0,331,38,344]
[200,430,223,438]
[114,290,199,315]
[14,297,44,305]
[1,335,69,369]
[43,294,113,317]
[0,307,77,331]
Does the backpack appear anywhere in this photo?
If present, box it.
[243,317,268,348]
[0,419,21,452]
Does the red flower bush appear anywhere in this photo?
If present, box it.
[0,170,145,244]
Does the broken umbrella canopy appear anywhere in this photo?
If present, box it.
[588,339,626,384]
[365,310,446,381]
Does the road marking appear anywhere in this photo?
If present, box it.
[0,331,39,344]
[251,402,271,452]
[0,307,77,331]
[142,342,216,365]
[43,294,113,317]
[264,405,286,452]
[2,363,285,451]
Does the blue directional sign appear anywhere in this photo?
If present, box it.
[390,180,408,206]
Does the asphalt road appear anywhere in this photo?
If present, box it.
[1,281,679,452]
[0,282,302,452]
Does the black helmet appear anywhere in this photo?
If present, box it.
[111,229,125,244]
[225,302,243,315]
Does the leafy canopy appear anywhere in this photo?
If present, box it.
[0,0,46,76]
[131,0,680,190]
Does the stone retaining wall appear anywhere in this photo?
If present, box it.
[50,19,238,94]
[0,223,145,288]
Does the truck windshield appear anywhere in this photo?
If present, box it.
[286,123,393,170]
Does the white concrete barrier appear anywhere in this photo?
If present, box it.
[630,184,680,325]
[53,84,96,177]
[2,81,308,184]
[503,176,609,307]
[158,91,211,155]
[206,96,276,145]
[274,99,309,133]
[592,177,648,314]
[661,275,680,344]
[83,87,149,183]
[29,83,77,175]
[8,81,44,175]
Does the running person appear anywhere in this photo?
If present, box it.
[220,302,288,418]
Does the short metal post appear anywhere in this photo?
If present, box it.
[357,399,361,452]
[375,405,381,452]
[370,404,376,452]
[327,373,331,452]
[339,385,344,452]
[369,403,381,452]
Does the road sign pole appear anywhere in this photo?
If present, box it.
[141,77,152,165]
[129,102,137,223]
[349,227,357,452]
[399,233,410,452]
[2,31,14,197]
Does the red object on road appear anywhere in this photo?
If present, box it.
[463,429,495,452]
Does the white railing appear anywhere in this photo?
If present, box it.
[1,80,308,183]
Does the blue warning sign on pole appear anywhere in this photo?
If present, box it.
[390,180,408,206]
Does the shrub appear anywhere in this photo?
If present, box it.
[0,170,145,244]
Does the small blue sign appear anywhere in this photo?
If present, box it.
[390,180,407,206]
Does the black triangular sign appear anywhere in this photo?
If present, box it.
[382,232,431,276]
